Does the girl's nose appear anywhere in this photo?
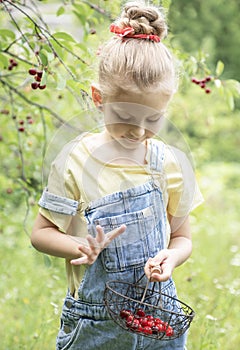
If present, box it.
[130,126,145,138]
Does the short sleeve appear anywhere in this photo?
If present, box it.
[165,146,204,217]
[38,140,81,233]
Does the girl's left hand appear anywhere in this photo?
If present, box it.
[144,249,174,282]
[70,224,126,266]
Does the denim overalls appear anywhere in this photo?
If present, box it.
[50,140,187,350]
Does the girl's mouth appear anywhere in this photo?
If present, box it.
[123,136,143,143]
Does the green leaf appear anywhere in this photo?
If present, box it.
[41,70,48,86]
[46,52,55,62]
[215,60,224,77]
[0,29,16,40]
[49,39,64,59]
[73,10,89,26]
[38,51,48,66]
[75,43,88,53]
[53,32,76,43]
[56,6,65,16]
[56,73,66,90]
[225,90,234,111]
[225,79,240,98]
[0,53,9,68]
[60,40,73,52]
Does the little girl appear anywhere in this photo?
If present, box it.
[31,1,203,349]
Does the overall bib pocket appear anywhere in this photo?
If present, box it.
[88,205,163,272]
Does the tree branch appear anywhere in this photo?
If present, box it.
[82,1,115,21]
[0,77,81,131]
[2,0,41,65]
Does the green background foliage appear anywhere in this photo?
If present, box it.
[168,0,240,81]
[0,1,239,349]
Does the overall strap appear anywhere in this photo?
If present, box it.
[149,139,165,173]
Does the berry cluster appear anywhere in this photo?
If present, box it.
[191,76,212,94]
[8,58,18,71]
[28,68,46,90]
[12,115,34,132]
[119,308,174,337]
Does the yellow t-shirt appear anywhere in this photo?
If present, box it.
[39,133,203,297]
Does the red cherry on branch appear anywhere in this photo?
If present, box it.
[31,82,39,90]
[37,71,43,78]
[18,127,25,132]
[29,68,37,75]
[35,75,42,82]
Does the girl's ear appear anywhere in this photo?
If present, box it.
[91,84,103,109]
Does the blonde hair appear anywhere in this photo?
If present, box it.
[98,1,176,97]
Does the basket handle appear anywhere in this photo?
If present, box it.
[139,266,163,304]
[134,265,163,285]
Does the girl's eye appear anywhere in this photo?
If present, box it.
[147,116,161,123]
[115,112,131,121]
[147,112,165,122]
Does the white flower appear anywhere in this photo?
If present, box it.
[206,314,217,321]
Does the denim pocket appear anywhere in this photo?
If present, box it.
[56,297,83,350]
[56,317,84,350]
[91,206,162,272]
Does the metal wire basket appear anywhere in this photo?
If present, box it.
[104,273,195,340]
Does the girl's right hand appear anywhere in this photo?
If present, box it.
[70,224,126,266]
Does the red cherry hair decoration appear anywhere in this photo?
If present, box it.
[110,24,161,43]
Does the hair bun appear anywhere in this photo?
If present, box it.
[118,1,167,39]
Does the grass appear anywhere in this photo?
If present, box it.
[0,162,239,349]
[0,219,65,350]
[174,162,240,349]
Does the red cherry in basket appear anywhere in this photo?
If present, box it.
[143,326,152,334]
[147,320,154,328]
[165,325,174,337]
[146,315,154,321]
[163,322,169,331]
[129,319,140,330]
[152,326,159,335]
[140,317,149,327]
[137,325,144,333]
[120,309,132,319]
[155,323,165,332]
[136,308,145,317]
[126,315,134,324]
[134,314,142,321]
[154,317,164,325]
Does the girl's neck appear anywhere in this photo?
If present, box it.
[85,131,148,165]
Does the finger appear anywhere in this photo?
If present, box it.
[95,225,105,244]
[86,234,101,253]
[150,257,170,281]
[105,224,126,244]
[155,269,171,282]
[151,265,162,275]
[77,244,91,256]
[149,253,168,268]
[144,258,153,278]
[153,262,172,282]
[150,266,163,282]
[144,258,166,281]
[70,256,88,265]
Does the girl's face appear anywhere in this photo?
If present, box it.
[103,91,172,149]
